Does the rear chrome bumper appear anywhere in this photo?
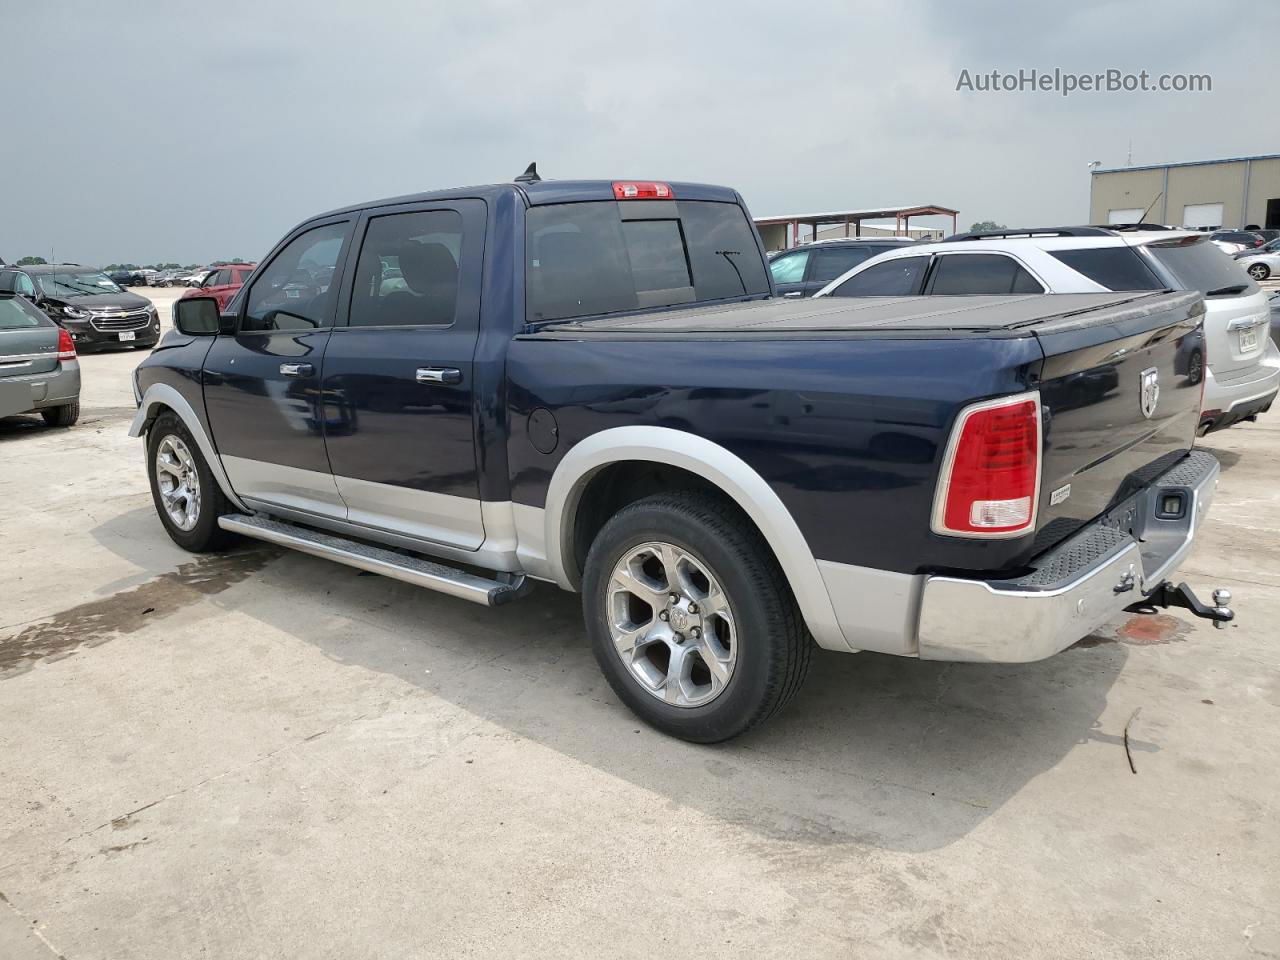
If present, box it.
[916,451,1220,663]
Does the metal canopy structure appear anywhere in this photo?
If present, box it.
[754,204,960,249]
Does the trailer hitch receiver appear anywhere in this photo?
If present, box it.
[1126,581,1235,629]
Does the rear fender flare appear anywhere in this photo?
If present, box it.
[543,426,853,652]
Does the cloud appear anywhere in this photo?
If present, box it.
[0,0,1268,264]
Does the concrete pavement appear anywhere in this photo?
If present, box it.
[1,289,1278,958]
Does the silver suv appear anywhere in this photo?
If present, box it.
[814,226,1277,434]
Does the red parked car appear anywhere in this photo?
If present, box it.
[179,264,256,311]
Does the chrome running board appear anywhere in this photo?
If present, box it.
[217,513,529,606]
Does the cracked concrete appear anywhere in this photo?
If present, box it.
[1,289,1278,958]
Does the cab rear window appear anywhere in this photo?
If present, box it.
[525,200,769,322]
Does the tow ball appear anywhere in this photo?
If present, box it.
[1125,582,1235,629]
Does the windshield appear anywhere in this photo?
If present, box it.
[0,296,46,329]
[36,271,123,298]
[525,200,770,322]
[1142,237,1260,298]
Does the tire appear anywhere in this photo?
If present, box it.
[41,401,79,427]
[582,492,812,743]
[1248,262,1270,280]
[1187,349,1204,386]
[146,411,234,552]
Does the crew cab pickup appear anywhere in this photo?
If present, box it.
[131,173,1233,742]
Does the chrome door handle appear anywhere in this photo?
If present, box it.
[279,362,314,377]
[416,367,463,385]
[783,291,803,298]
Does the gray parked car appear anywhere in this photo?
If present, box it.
[0,293,81,426]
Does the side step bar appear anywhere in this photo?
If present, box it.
[217,513,530,607]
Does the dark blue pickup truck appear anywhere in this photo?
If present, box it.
[131,172,1232,742]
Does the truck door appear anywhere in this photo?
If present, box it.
[318,200,488,549]
[202,218,354,518]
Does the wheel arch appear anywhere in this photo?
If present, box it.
[129,383,247,511]
[541,426,853,652]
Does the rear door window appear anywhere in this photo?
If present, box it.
[1047,247,1165,291]
[1142,237,1259,297]
[525,200,768,322]
[808,246,879,284]
[829,256,929,296]
[347,209,464,327]
[927,253,1044,294]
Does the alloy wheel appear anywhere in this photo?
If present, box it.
[606,541,737,708]
[154,434,202,531]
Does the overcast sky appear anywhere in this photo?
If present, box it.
[1,0,1271,266]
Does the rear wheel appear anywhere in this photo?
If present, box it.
[583,492,812,743]
[41,401,79,427]
[1248,262,1270,280]
[146,411,234,552]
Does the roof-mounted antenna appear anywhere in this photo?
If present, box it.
[514,162,541,184]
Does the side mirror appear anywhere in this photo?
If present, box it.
[173,296,221,336]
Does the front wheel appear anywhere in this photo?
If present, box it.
[146,411,234,552]
[582,492,812,743]
[1187,348,1204,386]
[1248,262,1270,280]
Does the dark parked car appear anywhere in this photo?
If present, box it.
[133,174,1232,742]
[108,269,145,287]
[767,238,917,297]
[0,292,80,425]
[0,264,160,351]
[1209,230,1265,252]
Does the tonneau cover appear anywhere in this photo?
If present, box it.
[539,291,1202,337]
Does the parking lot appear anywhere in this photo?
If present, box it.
[1,288,1278,958]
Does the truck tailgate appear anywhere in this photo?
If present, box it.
[1030,291,1205,549]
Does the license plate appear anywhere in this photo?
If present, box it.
[286,289,301,298]
[1239,326,1258,351]
[118,331,136,342]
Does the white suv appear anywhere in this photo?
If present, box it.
[814,226,1278,434]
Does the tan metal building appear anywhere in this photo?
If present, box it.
[1089,153,1280,230]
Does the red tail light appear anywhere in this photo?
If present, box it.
[56,327,77,361]
[612,181,674,200]
[932,392,1042,538]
